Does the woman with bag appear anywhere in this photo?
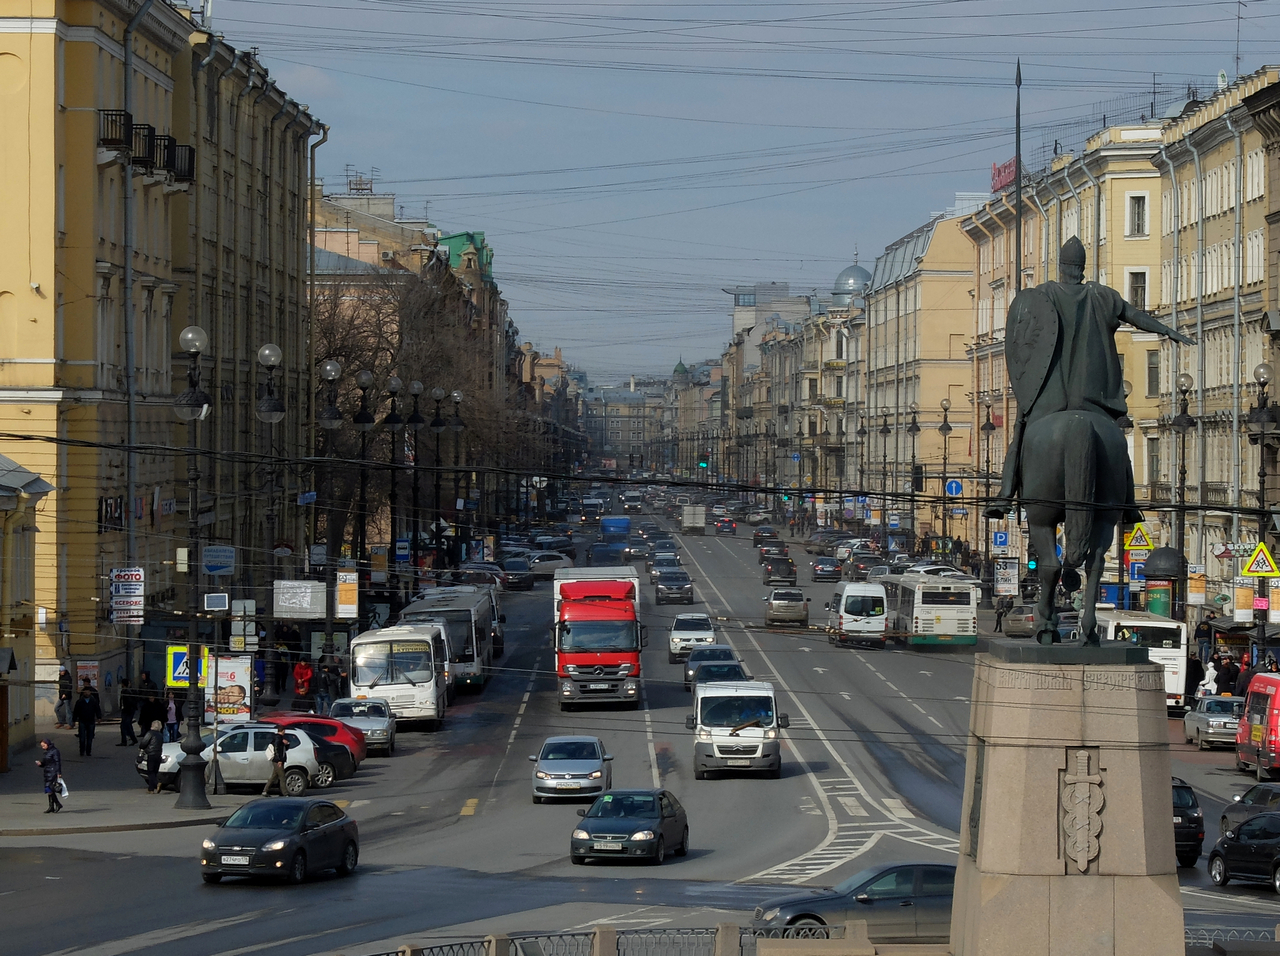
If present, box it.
[35,738,63,813]
[138,720,165,794]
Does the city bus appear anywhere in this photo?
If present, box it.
[348,624,449,729]
[883,572,980,646]
[399,589,496,694]
[1092,607,1190,708]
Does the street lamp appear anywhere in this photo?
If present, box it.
[907,403,920,554]
[980,394,997,609]
[1171,373,1196,600]
[383,376,404,599]
[938,398,953,543]
[173,325,211,810]
[317,359,343,660]
[430,387,448,571]
[353,370,375,626]
[254,343,284,654]
[406,382,425,594]
[1247,363,1277,656]
[879,413,892,558]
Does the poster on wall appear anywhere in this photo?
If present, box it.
[76,660,100,690]
[204,655,253,724]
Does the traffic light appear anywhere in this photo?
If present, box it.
[912,464,924,492]
[698,459,708,469]
[1027,543,1038,572]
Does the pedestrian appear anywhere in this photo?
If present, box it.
[70,686,101,756]
[138,690,163,737]
[116,677,138,746]
[262,726,291,797]
[35,739,63,813]
[164,690,180,742]
[1195,613,1217,663]
[1198,658,1218,698]
[994,600,1006,633]
[1217,655,1239,696]
[138,670,158,692]
[292,658,314,701]
[138,720,165,794]
[1185,655,1205,702]
[1236,658,1256,697]
[314,665,337,715]
[54,665,73,728]
[79,676,100,709]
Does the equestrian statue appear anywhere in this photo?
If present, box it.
[984,237,1195,645]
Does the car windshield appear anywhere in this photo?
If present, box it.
[699,695,775,728]
[843,594,885,616]
[1173,785,1198,810]
[673,618,712,631]
[659,572,691,584]
[558,620,640,653]
[1203,699,1245,716]
[330,700,388,719]
[773,590,804,602]
[540,740,599,761]
[353,640,433,688]
[1109,624,1183,649]
[586,793,657,818]
[223,802,305,830]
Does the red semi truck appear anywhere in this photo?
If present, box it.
[553,568,644,711]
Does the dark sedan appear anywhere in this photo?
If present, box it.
[811,557,842,582]
[311,737,357,790]
[1218,782,1280,837]
[691,662,750,688]
[200,797,359,884]
[655,570,695,605]
[570,789,689,865]
[684,645,740,690]
[752,862,955,943]
[752,526,780,547]
[759,542,789,564]
[1209,811,1280,891]
[500,557,536,590]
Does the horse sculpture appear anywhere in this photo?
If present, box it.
[987,238,1194,645]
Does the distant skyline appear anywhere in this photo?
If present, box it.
[216,0,1275,379]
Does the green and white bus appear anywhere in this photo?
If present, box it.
[884,572,980,646]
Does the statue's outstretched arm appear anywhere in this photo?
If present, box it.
[1122,303,1197,346]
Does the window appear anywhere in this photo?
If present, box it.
[1146,350,1159,397]
[735,293,756,307]
[1128,270,1147,311]
[220,731,249,753]
[835,336,844,360]
[1146,437,1160,484]
[808,379,818,402]
[835,378,843,397]
[860,868,915,900]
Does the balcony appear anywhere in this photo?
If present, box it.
[132,124,156,171]
[152,134,177,172]
[98,109,132,148]
[821,396,846,407]
[776,404,790,416]
[172,145,196,183]
[824,359,847,370]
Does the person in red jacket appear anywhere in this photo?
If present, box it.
[292,659,314,700]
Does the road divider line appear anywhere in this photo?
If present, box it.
[641,685,661,789]
[459,797,479,816]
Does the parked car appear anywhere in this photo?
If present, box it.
[683,645,740,690]
[746,511,772,525]
[759,541,790,564]
[668,612,717,663]
[200,797,359,884]
[752,526,781,547]
[715,518,738,536]
[529,551,575,578]
[259,713,368,766]
[810,557,842,582]
[138,723,322,795]
[1003,604,1037,638]
[691,662,750,688]
[1208,810,1280,890]
[1219,783,1280,837]
[866,566,893,583]
[530,735,613,804]
[570,789,689,865]
[1173,775,1205,868]
[655,570,695,605]
[751,861,955,943]
[500,557,536,591]
[763,558,798,586]
[1184,696,1244,751]
[765,588,810,626]
[311,737,357,789]
[327,697,396,756]
[534,535,577,560]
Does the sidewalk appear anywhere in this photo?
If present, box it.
[0,720,250,837]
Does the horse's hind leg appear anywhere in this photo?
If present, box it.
[1028,520,1061,645]
[1078,515,1122,645]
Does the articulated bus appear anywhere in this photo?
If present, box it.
[883,572,980,646]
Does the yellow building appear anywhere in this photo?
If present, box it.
[0,3,320,716]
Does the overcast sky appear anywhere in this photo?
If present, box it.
[216,0,1273,381]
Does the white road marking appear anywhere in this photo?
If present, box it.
[840,692,852,700]
[920,670,933,677]
[813,667,828,674]
[641,685,662,789]
[883,798,915,819]
[912,702,926,713]
[837,795,869,817]
[928,716,944,728]
[42,910,273,956]
[800,646,811,652]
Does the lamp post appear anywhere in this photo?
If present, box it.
[429,387,447,572]
[938,398,953,543]
[1171,373,1196,620]
[907,403,920,554]
[855,417,868,533]
[383,376,404,599]
[317,360,343,660]
[353,371,375,626]
[173,325,211,810]
[406,382,425,595]
[980,394,997,608]
[879,413,892,558]
[1247,363,1277,658]
[1117,381,1134,608]
[254,343,285,647]
[450,391,466,566]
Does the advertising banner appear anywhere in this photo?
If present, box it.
[336,571,358,618]
[110,567,145,624]
[1270,580,1280,625]
[1187,565,1207,606]
[1235,578,1255,624]
[204,655,253,724]
[274,580,325,620]
[994,558,1020,597]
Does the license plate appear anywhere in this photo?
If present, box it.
[556,781,582,789]
[221,855,250,866]
[588,683,610,690]
[1173,817,1182,824]
[726,758,752,767]
[593,841,623,850]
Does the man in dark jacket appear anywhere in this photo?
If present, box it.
[262,728,292,797]
[1217,655,1240,696]
[116,678,138,746]
[1186,655,1206,703]
[55,666,73,728]
[1236,659,1255,697]
[71,687,102,756]
[138,720,165,793]
[35,738,63,813]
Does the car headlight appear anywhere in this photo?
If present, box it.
[572,829,590,840]
[763,908,780,922]
[588,770,603,779]
[536,770,551,779]
[202,838,217,850]
[764,729,778,739]
[697,729,711,741]
[630,830,655,841]
[261,840,288,852]
[368,730,388,738]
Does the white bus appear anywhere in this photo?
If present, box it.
[883,572,980,646]
[348,624,449,729]
[1093,608,1189,708]
[399,589,496,694]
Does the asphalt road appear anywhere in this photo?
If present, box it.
[4,517,1280,954]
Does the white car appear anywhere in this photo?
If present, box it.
[136,723,322,795]
[328,697,397,755]
[528,551,574,578]
[668,612,717,663]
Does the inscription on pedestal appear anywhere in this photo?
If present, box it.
[1083,671,1163,691]
[994,670,1075,690]
[1060,748,1104,873]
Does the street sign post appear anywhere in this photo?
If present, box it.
[201,545,236,577]
[109,567,145,624]
[945,479,963,497]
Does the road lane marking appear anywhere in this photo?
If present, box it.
[42,909,273,956]
[928,716,944,728]
[837,795,869,817]
[641,685,661,789]
[840,692,852,700]
[459,797,479,816]
[912,702,926,713]
[883,798,915,819]
[203,918,386,956]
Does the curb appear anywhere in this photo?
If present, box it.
[0,814,228,837]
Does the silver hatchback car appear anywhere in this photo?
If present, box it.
[530,735,613,804]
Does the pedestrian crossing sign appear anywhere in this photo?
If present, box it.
[1243,541,1280,577]
[165,645,209,688]
[1124,524,1153,550]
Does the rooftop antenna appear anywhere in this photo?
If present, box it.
[1237,1,1246,79]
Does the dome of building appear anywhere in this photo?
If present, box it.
[673,358,688,375]
[832,263,872,308]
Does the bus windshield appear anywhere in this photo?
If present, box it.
[401,609,476,662]
[699,695,776,729]
[353,640,433,688]
[558,620,639,653]
[1110,624,1183,649]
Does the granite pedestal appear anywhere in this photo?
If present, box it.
[950,641,1183,956]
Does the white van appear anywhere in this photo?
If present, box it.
[685,680,790,780]
[825,582,888,648]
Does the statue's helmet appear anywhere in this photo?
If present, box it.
[1059,236,1086,269]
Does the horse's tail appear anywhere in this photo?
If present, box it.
[1062,416,1097,568]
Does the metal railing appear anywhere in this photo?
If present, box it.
[98,109,132,148]
[173,145,196,182]
[131,124,156,169]
[1184,927,1273,948]
[617,928,717,956]
[153,134,177,172]
[508,932,594,956]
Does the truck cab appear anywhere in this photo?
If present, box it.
[685,680,789,779]
[553,570,645,711]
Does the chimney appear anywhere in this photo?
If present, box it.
[630,375,636,392]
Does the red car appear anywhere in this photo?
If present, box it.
[259,713,368,765]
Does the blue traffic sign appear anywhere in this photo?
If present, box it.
[992,531,1010,548]
[1130,561,1145,580]
[945,479,963,497]
[791,453,801,462]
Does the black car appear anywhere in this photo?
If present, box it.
[570,789,689,865]
[501,557,536,590]
[811,557,842,582]
[751,862,955,943]
[1173,775,1205,868]
[691,662,750,688]
[759,541,789,564]
[684,645,740,690]
[763,558,798,586]
[624,537,651,560]
[200,797,359,884]
[312,737,357,790]
[1219,782,1280,837]
[753,526,780,547]
[1209,810,1280,891]
[655,570,695,605]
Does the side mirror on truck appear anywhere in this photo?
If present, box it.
[778,714,790,729]
[685,715,696,731]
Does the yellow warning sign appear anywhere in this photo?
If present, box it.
[1243,541,1279,577]
[1124,524,1153,550]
